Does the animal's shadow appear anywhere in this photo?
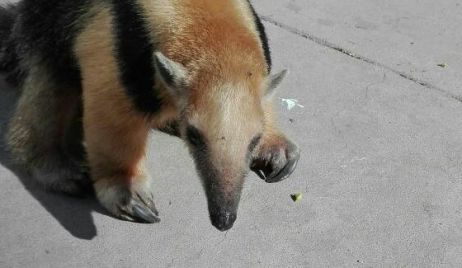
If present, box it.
[0,74,107,240]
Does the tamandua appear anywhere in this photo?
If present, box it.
[0,0,300,231]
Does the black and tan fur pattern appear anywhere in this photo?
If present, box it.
[0,0,300,231]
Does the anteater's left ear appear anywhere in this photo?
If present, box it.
[154,52,188,97]
[265,69,288,98]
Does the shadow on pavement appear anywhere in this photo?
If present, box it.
[0,74,104,240]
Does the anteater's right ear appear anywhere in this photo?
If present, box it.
[154,52,188,97]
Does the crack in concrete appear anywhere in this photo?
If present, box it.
[261,16,462,103]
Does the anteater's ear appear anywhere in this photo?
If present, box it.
[265,69,288,98]
[154,52,188,97]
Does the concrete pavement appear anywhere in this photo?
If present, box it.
[1,1,462,267]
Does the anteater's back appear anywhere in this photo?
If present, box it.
[0,0,93,86]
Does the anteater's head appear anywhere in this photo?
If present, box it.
[153,51,287,231]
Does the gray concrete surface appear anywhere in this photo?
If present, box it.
[1,1,462,267]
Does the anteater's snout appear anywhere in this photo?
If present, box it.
[210,209,237,231]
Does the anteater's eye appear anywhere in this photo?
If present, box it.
[248,134,262,153]
[186,126,206,147]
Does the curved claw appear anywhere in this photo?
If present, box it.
[266,152,300,183]
[132,204,160,223]
[97,184,161,224]
[253,169,267,181]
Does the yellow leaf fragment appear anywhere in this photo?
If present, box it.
[291,193,303,202]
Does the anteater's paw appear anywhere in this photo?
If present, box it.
[95,180,160,223]
[251,136,300,183]
[32,165,92,197]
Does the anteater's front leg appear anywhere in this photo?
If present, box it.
[251,102,300,183]
[75,6,159,223]
[83,92,160,223]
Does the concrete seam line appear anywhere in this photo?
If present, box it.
[261,15,462,103]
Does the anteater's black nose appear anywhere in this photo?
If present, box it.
[210,210,237,231]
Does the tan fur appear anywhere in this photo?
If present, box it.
[139,0,270,123]
[71,1,275,192]
[140,0,267,82]
[72,0,278,199]
[140,0,279,184]
[74,5,150,190]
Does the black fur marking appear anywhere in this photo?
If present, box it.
[112,0,162,114]
[0,4,21,84]
[157,120,180,137]
[248,134,262,153]
[9,0,92,87]
[186,128,240,226]
[0,4,16,59]
[246,133,262,164]
[0,4,20,83]
[246,0,272,73]
[186,126,207,150]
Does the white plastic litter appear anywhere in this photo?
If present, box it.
[280,98,304,110]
